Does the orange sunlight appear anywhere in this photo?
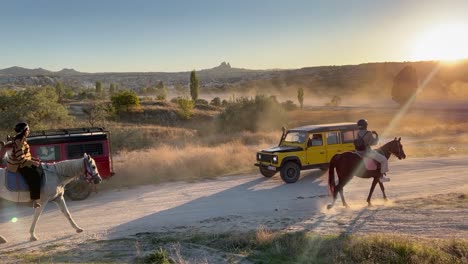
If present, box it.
[412,23,468,62]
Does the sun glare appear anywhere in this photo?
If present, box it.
[412,23,468,62]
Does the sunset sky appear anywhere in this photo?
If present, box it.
[1,0,468,72]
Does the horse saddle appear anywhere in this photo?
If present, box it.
[5,166,45,192]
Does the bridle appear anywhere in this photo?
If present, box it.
[391,139,404,160]
[83,156,100,183]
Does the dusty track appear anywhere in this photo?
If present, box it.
[1,155,467,254]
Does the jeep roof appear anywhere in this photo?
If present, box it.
[287,122,358,133]
[3,127,109,146]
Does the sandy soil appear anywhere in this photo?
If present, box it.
[0,155,467,262]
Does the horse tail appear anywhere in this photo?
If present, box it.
[328,154,337,196]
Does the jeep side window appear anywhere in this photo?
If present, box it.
[37,146,60,161]
[284,132,307,143]
[308,133,323,146]
[326,131,340,145]
[67,143,104,159]
[342,130,354,143]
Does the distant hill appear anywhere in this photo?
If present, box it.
[0,66,53,76]
[1,60,468,100]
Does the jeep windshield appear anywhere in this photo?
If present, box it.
[282,131,307,145]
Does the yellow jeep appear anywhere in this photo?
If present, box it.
[255,122,358,183]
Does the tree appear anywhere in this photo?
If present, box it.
[190,70,199,101]
[297,87,304,108]
[95,81,103,97]
[82,102,115,127]
[155,81,168,100]
[392,66,418,106]
[55,81,64,103]
[0,87,72,130]
[109,83,116,96]
[111,90,140,113]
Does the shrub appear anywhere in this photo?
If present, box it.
[210,97,221,106]
[281,100,297,111]
[111,90,140,113]
[217,95,287,132]
[176,97,194,120]
[195,98,208,105]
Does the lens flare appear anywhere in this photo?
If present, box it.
[11,217,18,223]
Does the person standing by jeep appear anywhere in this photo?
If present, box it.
[356,119,390,183]
[7,122,42,208]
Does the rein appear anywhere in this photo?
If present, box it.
[377,140,401,160]
[83,159,95,183]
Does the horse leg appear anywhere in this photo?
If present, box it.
[327,187,338,209]
[378,182,388,201]
[339,188,349,208]
[29,201,48,241]
[366,178,379,207]
[0,235,7,243]
[55,195,83,233]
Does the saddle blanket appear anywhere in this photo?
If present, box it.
[5,170,45,192]
[353,151,378,171]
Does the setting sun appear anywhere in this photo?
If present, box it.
[412,23,468,62]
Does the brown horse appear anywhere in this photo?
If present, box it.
[327,138,406,209]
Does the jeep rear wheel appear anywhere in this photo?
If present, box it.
[65,179,92,201]
[260,167,276,178]
[280,162,301,183]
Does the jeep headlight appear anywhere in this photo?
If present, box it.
[257,154,261,160]
[272,155,278,164]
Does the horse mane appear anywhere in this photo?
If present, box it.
[53,157,84,179]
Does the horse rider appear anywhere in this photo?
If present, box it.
[356,119,390,183]
[7,122,42,208]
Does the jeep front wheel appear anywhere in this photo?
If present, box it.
[259,167,276,178]
[280,162,301,183]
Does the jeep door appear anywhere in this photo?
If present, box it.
[306,133,327,165]
[325,131,343,161]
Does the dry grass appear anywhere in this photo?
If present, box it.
[106,141,258,188]
[102,105,468,188]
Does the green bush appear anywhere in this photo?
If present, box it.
[281,100,298,111]
[176,97,194,120]
[111,90,140,113]
[0,87,73,130]
[195,98,208,105]
[210,97,221,106]
[217,95,287,132]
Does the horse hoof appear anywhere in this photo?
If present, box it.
[30,236,38,241]
[0,236,7,244]
[76,229,84,233]
[344,205,350,209]
[327,204,333,210]
[367,203,373,207]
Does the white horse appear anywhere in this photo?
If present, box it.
[0,153,102,242]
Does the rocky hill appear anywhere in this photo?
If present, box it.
[1,60,468,100]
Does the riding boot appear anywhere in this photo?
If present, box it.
[33,200,41,208]
[379,173,390,183]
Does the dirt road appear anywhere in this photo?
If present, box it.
[1,155,467,253]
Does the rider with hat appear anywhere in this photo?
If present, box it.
[356,119,390,183]
[7,122,42,208]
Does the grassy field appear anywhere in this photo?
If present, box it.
[5,229,467,264]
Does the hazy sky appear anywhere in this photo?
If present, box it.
[1,0,468,72]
